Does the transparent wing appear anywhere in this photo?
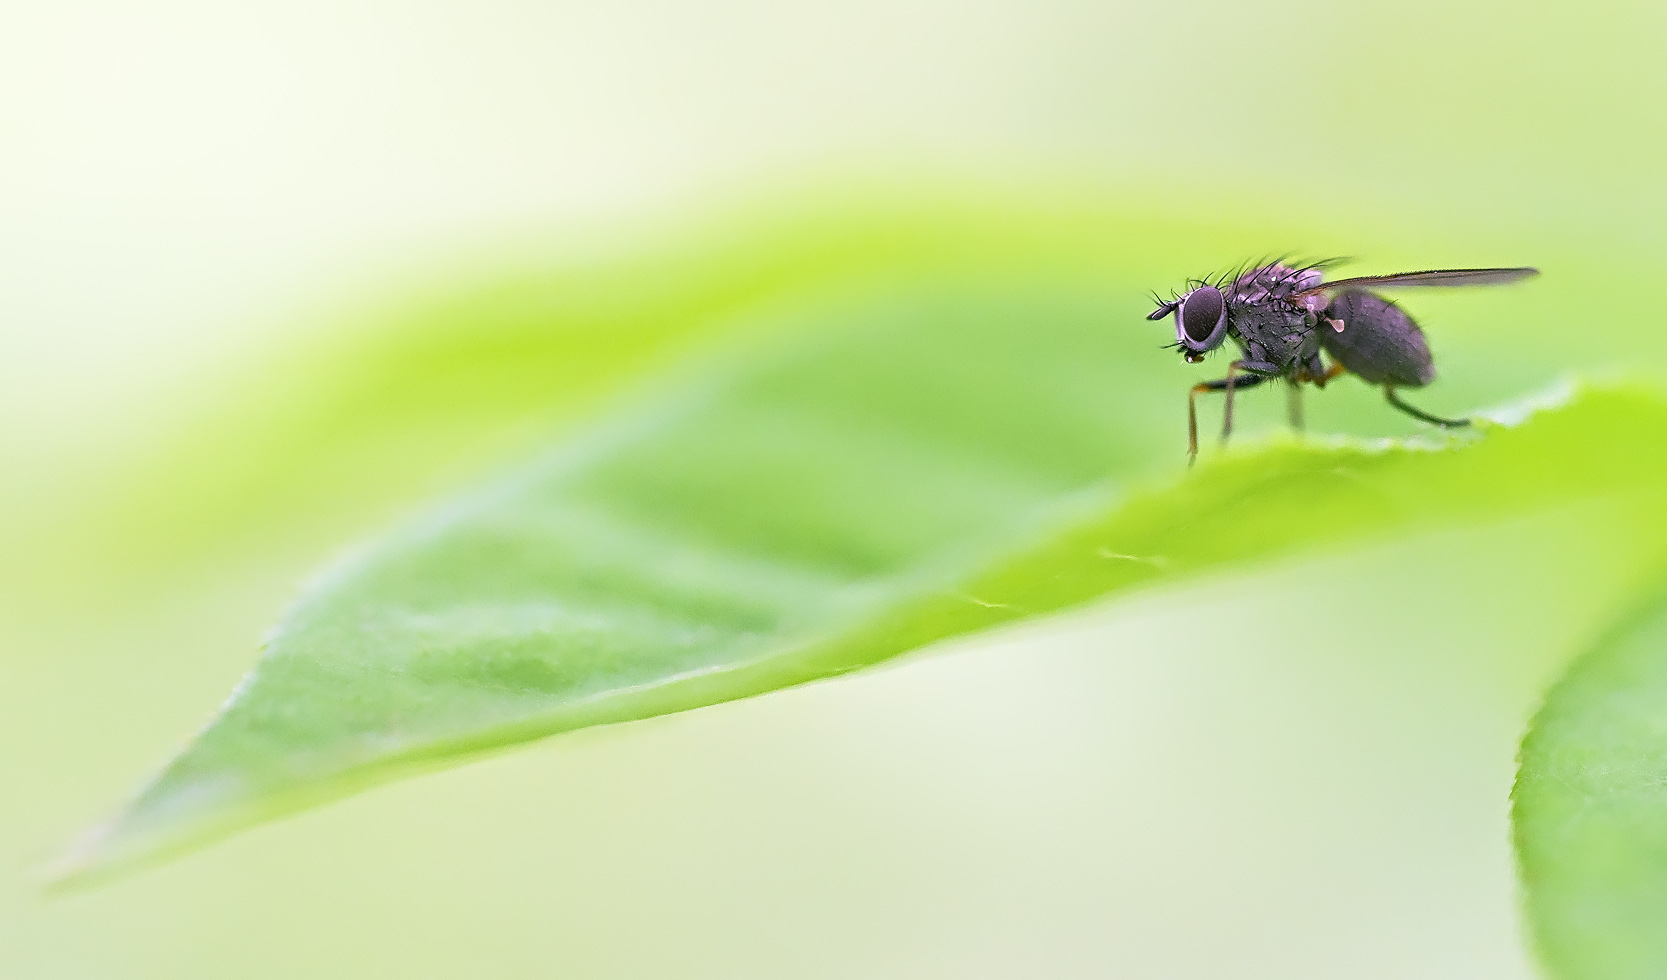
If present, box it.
[1295,267,1538,298]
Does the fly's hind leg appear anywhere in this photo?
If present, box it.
[1187,364,1271,465]
[1286,384,1304,432]
[1385,386,1471,428]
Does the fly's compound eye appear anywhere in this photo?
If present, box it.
[1176,285,1228,352]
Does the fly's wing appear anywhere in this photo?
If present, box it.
[1295,267,1537,299]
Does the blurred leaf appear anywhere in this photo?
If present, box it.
[1515,569,1667,980]
[47,196,1203,594]
[34,190,1620,606]
[56,253,1667,885]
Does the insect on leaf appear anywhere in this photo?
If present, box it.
[54,270,1667,888]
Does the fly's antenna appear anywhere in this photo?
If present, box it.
[1146,289,1182,321]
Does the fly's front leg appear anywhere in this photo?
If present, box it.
[1186,364,1271,466]
[1287,383,1304,432]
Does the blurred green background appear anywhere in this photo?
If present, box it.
[5,1,1667,976]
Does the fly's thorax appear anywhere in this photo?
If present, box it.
[1227,298,1318,372]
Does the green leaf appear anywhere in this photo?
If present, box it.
[52,192,1667,885]
[58,260,1667,887]
[1516,568,1667,979]
[43,196,1189,600]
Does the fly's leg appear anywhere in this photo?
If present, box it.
[1222,364,1277,443]
[1188,386,1200,464]
[1187,365,1270,466]
[1221,359,1280,444]
[1289,360,1345,432]
[1385,386,1471,428]
[1221,361,1241,444]
[1300,352,1344,389]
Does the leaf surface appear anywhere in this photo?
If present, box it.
[57,226,1667,885]
[1517,567,1667,980]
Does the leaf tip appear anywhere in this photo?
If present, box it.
[39,816,143,897]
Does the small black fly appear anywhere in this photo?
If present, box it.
[1147,260,1538,464]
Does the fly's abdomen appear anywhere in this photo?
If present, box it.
[1320,291,1436,387]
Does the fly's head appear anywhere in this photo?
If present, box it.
[1148,284,1228,363]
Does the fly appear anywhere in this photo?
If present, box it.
[1147,261,1539,464]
